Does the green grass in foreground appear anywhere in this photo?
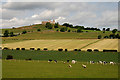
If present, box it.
[2,60,118,78]
[3,60,118,78]
[2,50,119,62]
[2,50,118,78]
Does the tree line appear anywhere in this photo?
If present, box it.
[98,29,119,39]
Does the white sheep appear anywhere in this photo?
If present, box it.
[82,64,86,68]
[68,64,72,68]
[72,60,76,64]
[110,62,114,65]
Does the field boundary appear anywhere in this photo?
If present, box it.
[80,39,103,49]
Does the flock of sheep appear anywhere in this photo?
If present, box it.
[48,59,115,68]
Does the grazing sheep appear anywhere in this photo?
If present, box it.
[99,61,103,64]
[110,62,114,65]
[48,59,52,62]
[54,60,57,63]
[82,64,86,68]
[68,64,72,68]
[90,61,95,64]
[72,60,76,64]
[103,61,107,65]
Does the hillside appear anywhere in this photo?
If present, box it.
[2,24,118,41]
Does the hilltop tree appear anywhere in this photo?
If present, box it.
[54,22,59,28]
[102,28,105,33]
[4,30,9,37]
[106,28,110,31]
[103,28,105,31]
[62,23,73,28]
[62,23,69,27]
[74,26,84,29]
[45,22,52,29]
[112,29,117,34]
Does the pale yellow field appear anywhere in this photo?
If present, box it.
[2,39,98,51]
[2,39,118,51]
[82,39,118,51]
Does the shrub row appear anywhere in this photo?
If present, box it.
[2,47,118,52]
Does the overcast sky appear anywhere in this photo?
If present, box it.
[0,2,118,29]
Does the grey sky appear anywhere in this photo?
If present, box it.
[1,1,118,29]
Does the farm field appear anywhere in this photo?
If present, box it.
[82,39,119,51]
[2,60,118,78]
[2,39,118,51]
[2,39,99,50]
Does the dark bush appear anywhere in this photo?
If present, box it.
[56,29,59,32]
[98,35,102,39]
[37,48,40,50]
[65,49,68,51]
[77,29,82,33]
[22,30,27,34]
[104,36,109,38]
[37,29,41,32]
[78,49,81,51]
[25,58,32,60]
[3,47,9,50]
[68,30,71,32]
[16,48,20,50]
[0,47,2,50]
[74,49,78,51]
[87,49,92,52]
[44,48,48,51]
[103,50,117,52]
[21,48,25,50]
[58,49,63,51]
[4,30,9,37]
[6,55,13,60]
[30,48,35,50]
[94,49,99,52]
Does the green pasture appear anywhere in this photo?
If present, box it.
[2,50,119,78]
[2,50,119,62]
[2,60,118,78]
[2,31,112,40]
[2,30,111,44]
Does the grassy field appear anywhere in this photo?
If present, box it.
[0,59,1,79]
[2,60,118,78]
[2,31,112,40]
[2,50,119,62]
[2,50,119,78]
[2,39,118,51]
